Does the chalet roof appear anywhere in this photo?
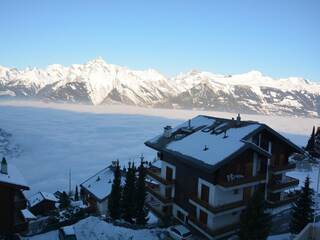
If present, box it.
[145,115,303,171]
[21,209,36,220]
[0,163,29,190]
[80,166,124,202]
[28,192,58,208]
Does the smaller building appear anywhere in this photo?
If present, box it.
[80,166,123,215]
[28,192,59,216]
[0,157,30,236]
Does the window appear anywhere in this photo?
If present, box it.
[233,189,239,195]
[166,166,173,181]
[232,211,238,216]
[199,209,208,225]
[200,184,210,203]
[165,187,172,198]
[157,152,163,160]
[177,210,185,222]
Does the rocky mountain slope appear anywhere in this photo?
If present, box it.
[0,58,319,117]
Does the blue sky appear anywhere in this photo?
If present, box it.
[0,0,319,81]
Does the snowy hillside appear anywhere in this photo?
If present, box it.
[1,58,320,117]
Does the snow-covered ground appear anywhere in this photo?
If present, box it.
[0,101,318,195]
[23,216,163,240]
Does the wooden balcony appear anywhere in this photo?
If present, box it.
[146,184,173,204]
[146,167,175,185]
[188,215,239,238]
[189,195,246,214]
[267,192,300,208]
[268,176,299,192]
[145,202,171,219]
[270,163,296,173]
[218,174,266,188]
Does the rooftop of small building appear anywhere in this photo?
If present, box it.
[80,166,124,201]
[28,191,59,208]
[0,158,29,190]
[145,114,302,170]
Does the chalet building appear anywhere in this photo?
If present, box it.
[80,165,123,215]
[144,115,303,239]
[28,192,58,216]
[0,157,30,237]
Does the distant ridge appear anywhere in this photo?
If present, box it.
[0,58,319,117]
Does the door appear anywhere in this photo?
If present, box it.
[199,209,208,225]
[166,166,173,181]
[200,184,210,203]
[243,187,252,200]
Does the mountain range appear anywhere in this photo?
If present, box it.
[1,57,320,118]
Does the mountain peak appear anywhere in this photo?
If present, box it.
[87,56,107,65]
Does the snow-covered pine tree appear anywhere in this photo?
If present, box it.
[135,158,149,225]
[108,160,122,220]
[121,162,136,223]
[74,185,79,201]
[238,187,271,240]
[60,191,71,209]
[290,176,315,234]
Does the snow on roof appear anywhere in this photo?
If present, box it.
[29,192,58,208]
[81,167,122,201]
[0,163,29,189]
[21,209,36,220]
[147,115,262,167]
[61,226,75,235]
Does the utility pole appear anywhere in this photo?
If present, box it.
[69,168,72,196]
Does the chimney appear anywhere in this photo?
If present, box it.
[1,157,8,175]
[163,125,172,138]
[236,113,241,126]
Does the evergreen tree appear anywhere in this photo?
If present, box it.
[74,185,79,201]
[108,160,122,220]
[60,191,71,209]
[290,176,315,234]
[306,126,315,153]
[121,162,136,223]
[238,187,271,240]
[135,158,149,225]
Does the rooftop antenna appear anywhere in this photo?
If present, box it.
[68,168,72,196]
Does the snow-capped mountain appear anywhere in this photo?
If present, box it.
[0,58,320,117]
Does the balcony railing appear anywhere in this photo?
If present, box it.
[189,195,246,214]
[267,192,300,208]
[188,215,239,237]
[146,184,173,204]
[146,167,175,185]
[270,163,296,173]
[268,176,299,192]
[218,174,266,188]
[145,202,171,219]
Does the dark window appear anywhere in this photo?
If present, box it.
[166,167,173,181]
[252,134,259,145]
[199,210,208,225]
[200,184,210,203]
[157,152,163,160]
[177,210,185,222]
[232,211,237,216]
[165,187,172,198]
[233,189,239,195]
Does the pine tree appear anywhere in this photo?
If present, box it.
[60,191,71,209]
[108,160,122,220]
[135,158,149,225]
[290,176,315,234]
[121,162,136,223]
[306,126,315,153]
[238,187,271,240]
[74,185,79,201]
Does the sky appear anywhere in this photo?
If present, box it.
[0,0,319,81]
